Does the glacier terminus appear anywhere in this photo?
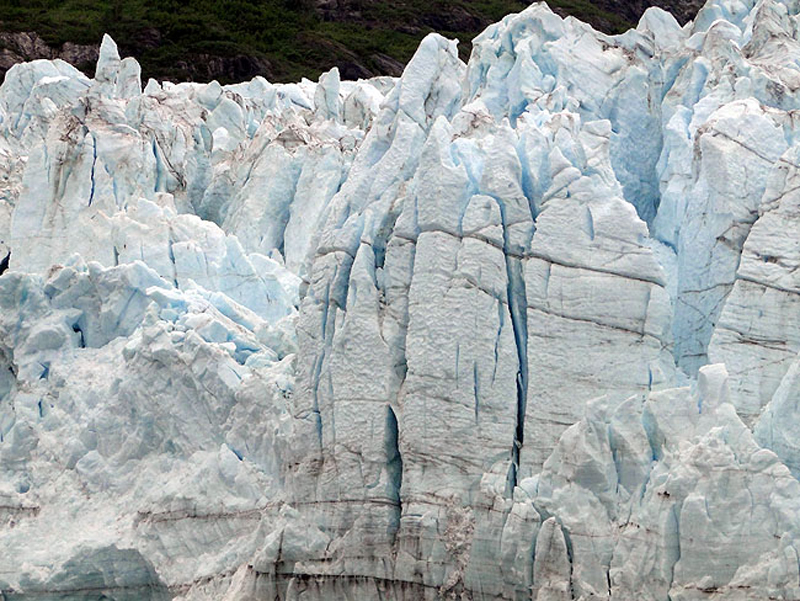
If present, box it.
[3,0,800,599]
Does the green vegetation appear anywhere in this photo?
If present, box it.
[0,0,635,83]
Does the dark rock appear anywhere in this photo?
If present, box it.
[0,31,98,81]
[174,53,274,83]
[593,0,705,25]
[369,52,405,77]
[338,60,374,80]
[421,7,484,32]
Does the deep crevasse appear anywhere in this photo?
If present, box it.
[3,1,800,599]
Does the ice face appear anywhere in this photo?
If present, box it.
[4,0,800,599]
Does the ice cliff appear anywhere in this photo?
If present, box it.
[3,1,800,599]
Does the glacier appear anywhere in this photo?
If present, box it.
[3,1,800,599]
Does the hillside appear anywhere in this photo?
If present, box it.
[0,0,702,84]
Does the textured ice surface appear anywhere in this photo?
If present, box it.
[4,1,800,600]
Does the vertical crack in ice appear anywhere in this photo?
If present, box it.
[311,282,332,451]
[72,322,85,348]
[277,166,302,261]
[491,299,504,385]
[152,138,163,193]
[560,522,577,601]
[473,361,480,424]
[666,502,682,595]
[385,405,403,541]
[312,251,354,453]
[584,206,595,241]
[87,132,97,207]
[515,137,540,224]
[0,251,9,275]
[112,290,139,333]
[493,197,529,494]
[166,226,179,289]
